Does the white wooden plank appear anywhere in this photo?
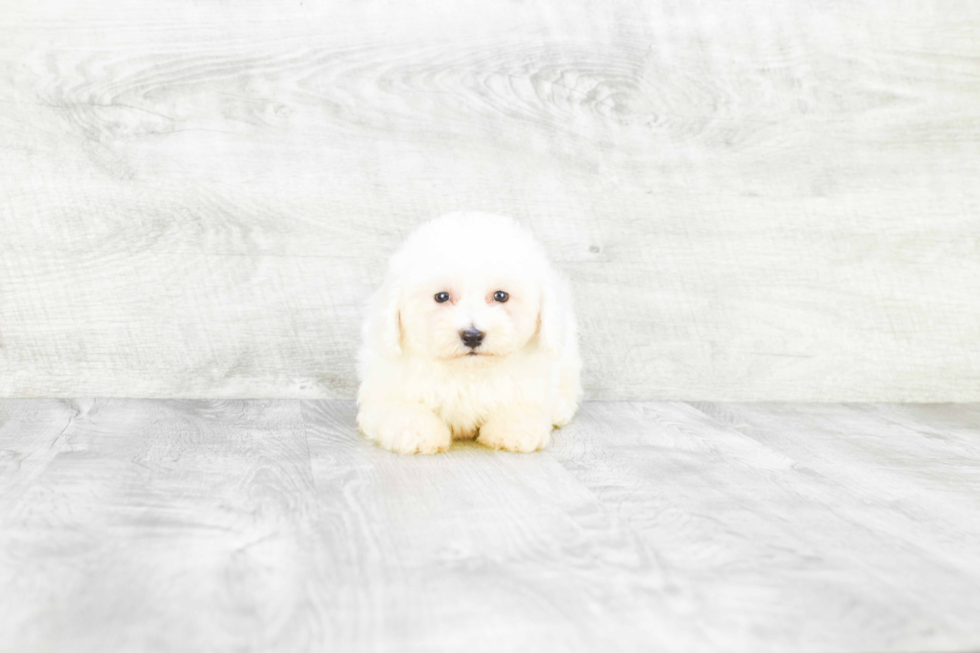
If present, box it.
[3,399,980,651]
[851,403,980,452]
[0,399,79,507]
[551,401,980,651]
[693,402,980,568]
[0,399,321,653]
[2,0,979,400]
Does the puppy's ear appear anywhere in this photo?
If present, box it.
[369,280,403,358]
[537,274,566,359]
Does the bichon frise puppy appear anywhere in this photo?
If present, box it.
[356,212,582,454]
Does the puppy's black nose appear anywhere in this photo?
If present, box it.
[460,328,485,348]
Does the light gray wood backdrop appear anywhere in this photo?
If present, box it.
[1,0,978,401]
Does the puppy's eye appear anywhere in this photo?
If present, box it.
[492,291,509,303]
[434,292,451,303]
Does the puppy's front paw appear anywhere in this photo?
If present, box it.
[478,410,552,453]
[360,404,452,455]
[551,396,578,428]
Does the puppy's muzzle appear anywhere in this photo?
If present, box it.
[460,328,485,349]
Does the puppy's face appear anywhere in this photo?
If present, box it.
[368,212,564,363]
[400,272,539,361]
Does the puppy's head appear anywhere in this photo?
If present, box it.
[367,212,565,362]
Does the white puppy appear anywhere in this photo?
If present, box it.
[356,212,582,454]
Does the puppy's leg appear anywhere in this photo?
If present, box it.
[478,406,552,453]
[551,343,582,427]
[358,402,452,455]
[552,366,582,427]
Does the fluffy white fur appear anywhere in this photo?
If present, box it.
[356,212,582,454]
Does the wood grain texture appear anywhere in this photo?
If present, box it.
[3,399,980,651]
[551,402,980,650]
[0,399,320,652]
[1,0,979,400]
[300,400,709,652]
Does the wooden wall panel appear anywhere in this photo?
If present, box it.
[1,0,978,400]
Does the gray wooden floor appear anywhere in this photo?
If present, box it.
[1,400,979,652]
